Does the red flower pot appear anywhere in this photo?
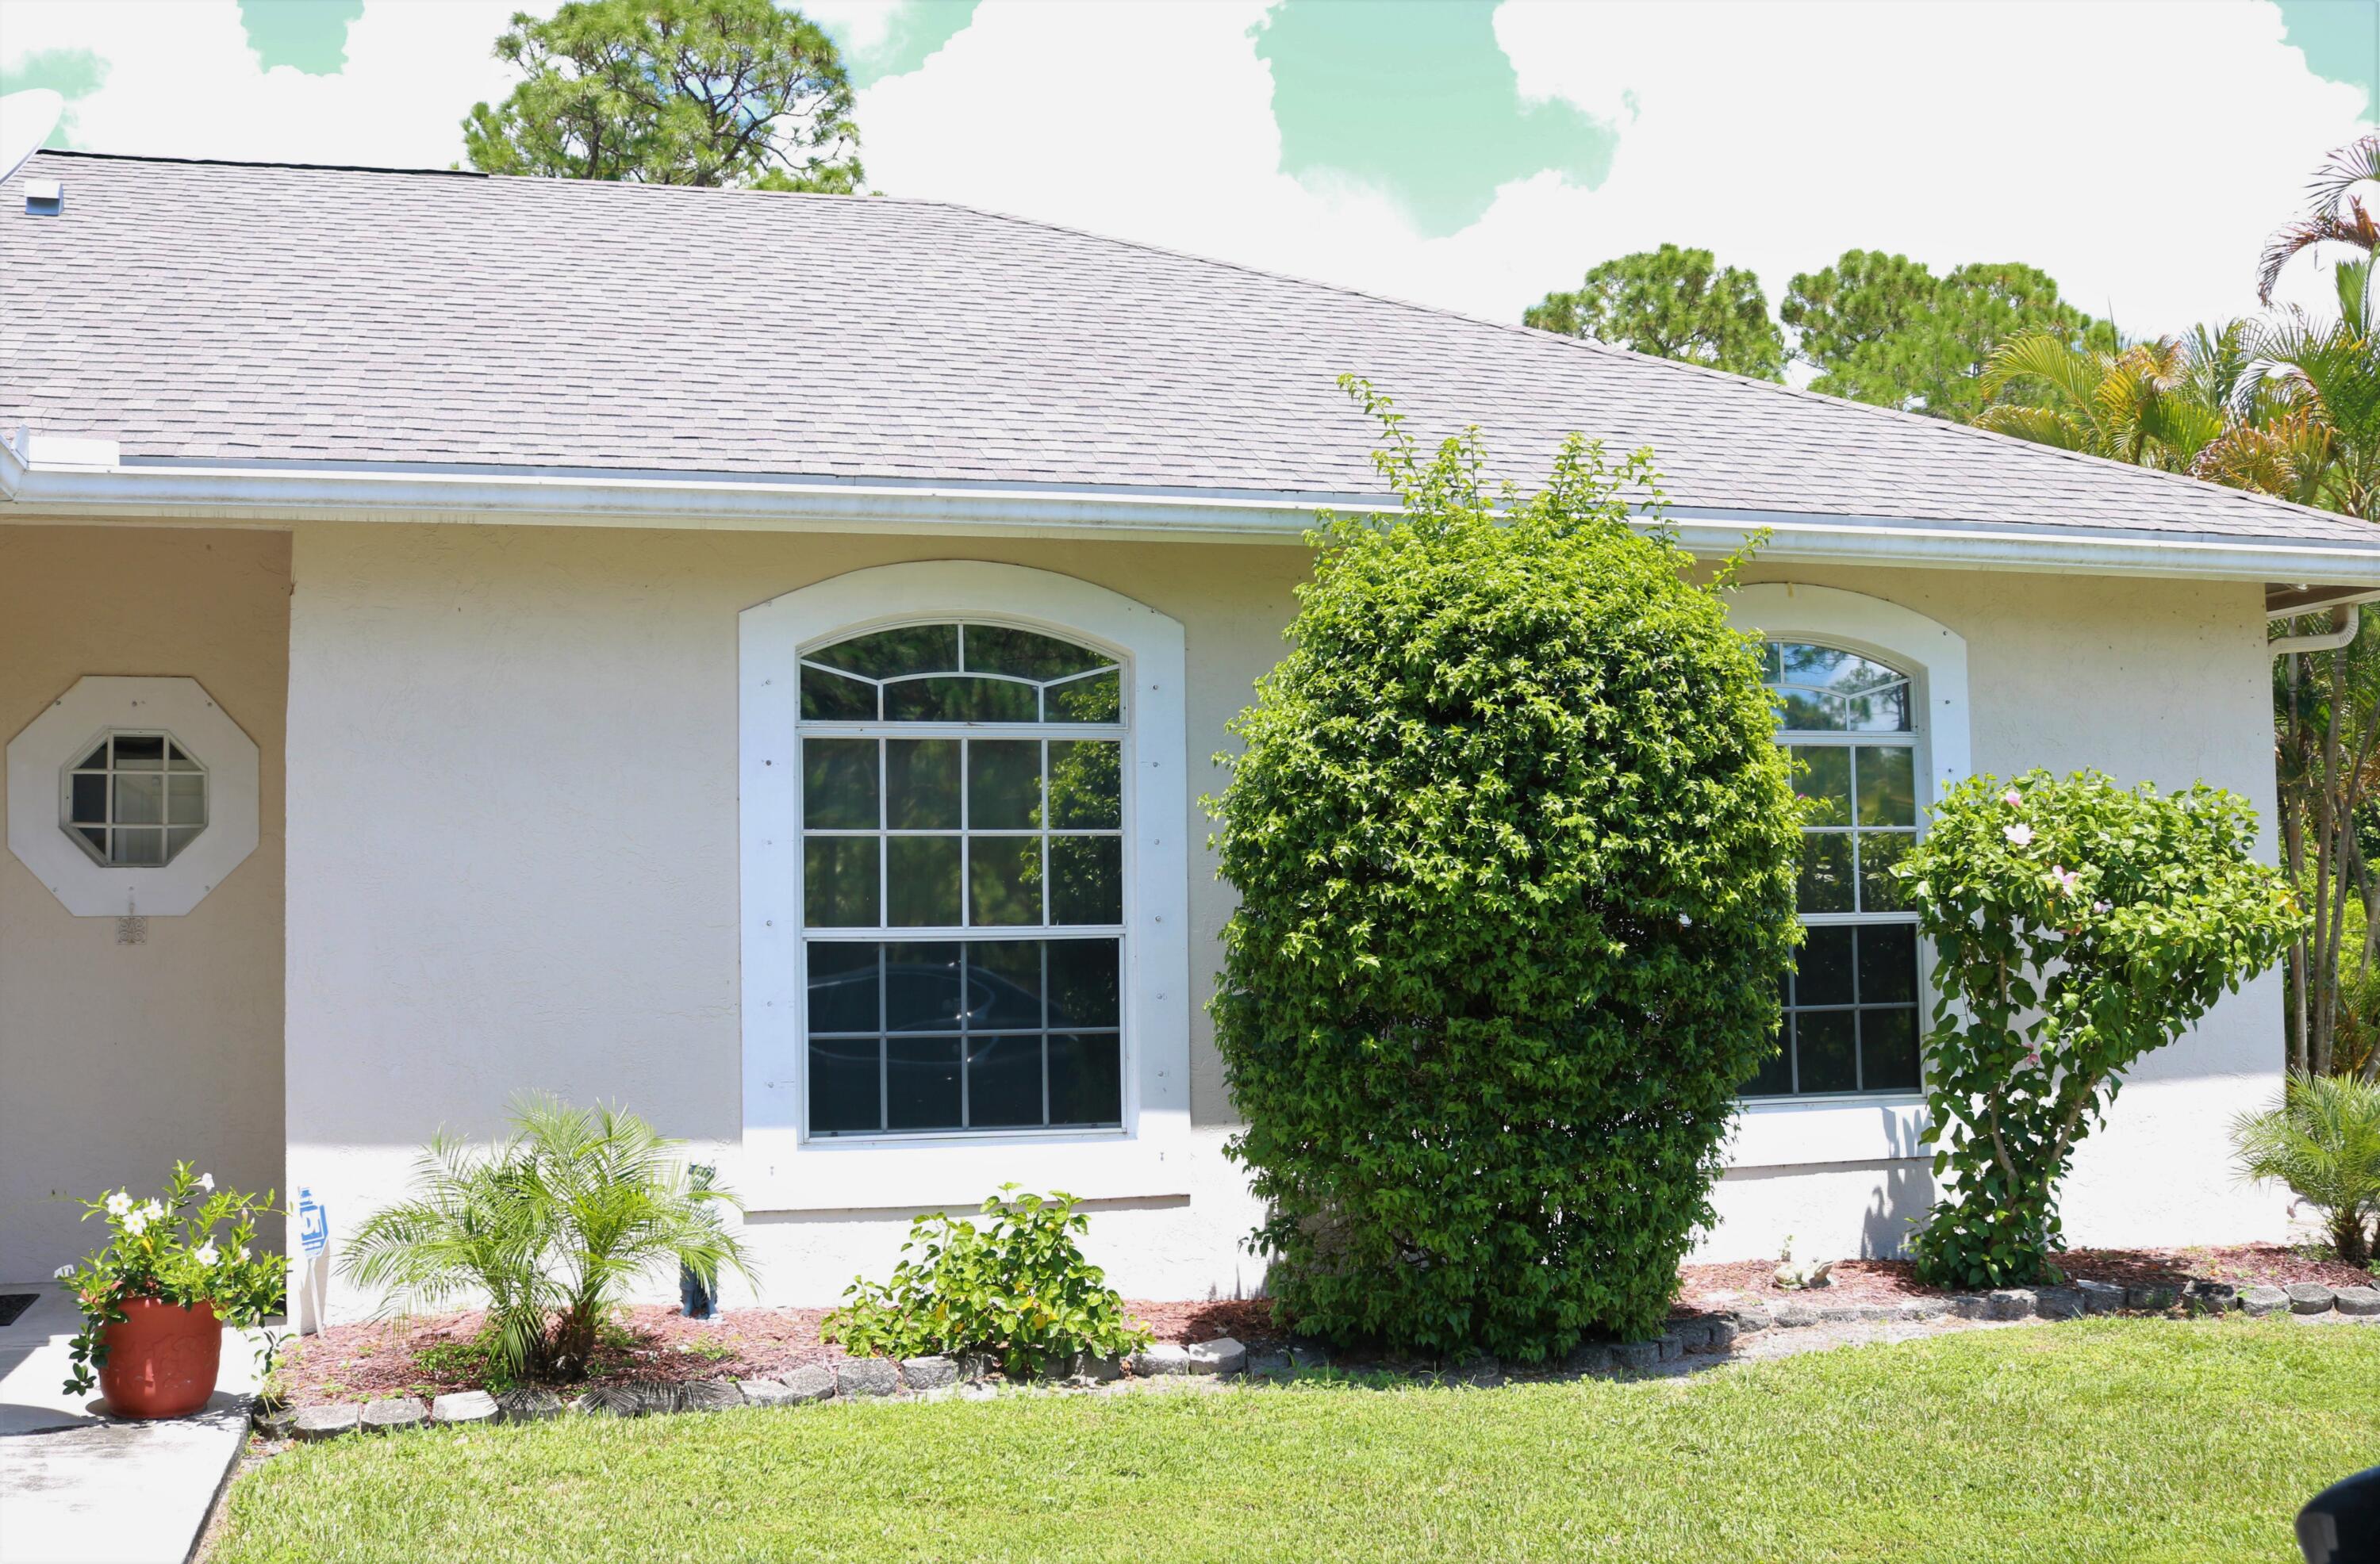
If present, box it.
[98,1298,222,1419]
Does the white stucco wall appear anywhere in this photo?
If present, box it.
[281,522,2285,1311]
[0,527,288,1283]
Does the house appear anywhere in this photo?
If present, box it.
[2,149,2366,1315]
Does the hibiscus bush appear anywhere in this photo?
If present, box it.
[1208,381,1802,1359]
[1898,770,2299,1289]
[55,1161,284,1395]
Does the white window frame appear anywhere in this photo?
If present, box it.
[7,677,260,917]
[739,562,1191,1210]
[1724,584,1970,1169]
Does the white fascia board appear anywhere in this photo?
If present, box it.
[7,453,2380,588]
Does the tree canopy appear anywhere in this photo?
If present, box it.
[1524,243,1785,380]
[463,0,863,192]
[1781,251,2106,421]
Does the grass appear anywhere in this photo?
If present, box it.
[209,1320,2375,1564]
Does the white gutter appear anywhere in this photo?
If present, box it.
[7,445,2380,588]
[2271,604,2361,654]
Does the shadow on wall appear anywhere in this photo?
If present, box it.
[1862,1163,1933,1259]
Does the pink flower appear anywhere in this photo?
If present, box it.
[2092,899,2111,914]
[2048,865,2080,895]
[2002,789,2022,807]
[2021,1050,2041,1068]
[2003,822,2035,847]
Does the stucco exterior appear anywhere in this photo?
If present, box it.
[271,520,2284,1310]
[0,527,288,1282]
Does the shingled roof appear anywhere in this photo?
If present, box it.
[2,148,2372,554]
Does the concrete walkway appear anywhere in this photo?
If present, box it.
[0,1286,265,1564]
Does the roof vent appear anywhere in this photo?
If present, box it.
[23,176,61,216]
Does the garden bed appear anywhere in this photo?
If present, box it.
[1677,1241,2373,1309]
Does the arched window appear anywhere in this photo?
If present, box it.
[1748,640,1923,1098]
[797,622,1130,1137]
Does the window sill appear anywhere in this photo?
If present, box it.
[1727,1094,1929,1169]
[742,1128,1191,1213]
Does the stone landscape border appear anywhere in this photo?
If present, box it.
[259,1279,2380,1443]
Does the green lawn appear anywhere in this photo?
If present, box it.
[210,1320,2375,1564]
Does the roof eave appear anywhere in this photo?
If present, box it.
[4,454,2376,588]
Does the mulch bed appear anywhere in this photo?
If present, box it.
[275,1244,2368,1409]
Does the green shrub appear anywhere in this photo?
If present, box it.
[1207,380,1803,1360]
[2232,1071,2380,1264]
[823,1188,1151,1376]
[1898,771,2300,1289]
[342,1095,751,1382]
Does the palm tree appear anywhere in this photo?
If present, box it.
[2259,133,2380,305]
[1973,332,2232,471]
[343,1095,752,1381]
[2231,1071,2380,1263]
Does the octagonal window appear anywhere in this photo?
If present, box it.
[62,731,208,866]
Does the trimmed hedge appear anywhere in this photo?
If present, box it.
[1209,384,1802,1359]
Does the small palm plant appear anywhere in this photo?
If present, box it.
[342,1095,751,1381]
[2231,1072,2380,1266]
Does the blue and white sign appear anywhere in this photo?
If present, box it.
[296,1186,328,1258]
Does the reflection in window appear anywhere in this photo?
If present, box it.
[798,622,1127,1136]
[62,730,208,866]
[1745,641,1924,1098]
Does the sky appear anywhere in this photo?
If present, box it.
[2,0,2375,343]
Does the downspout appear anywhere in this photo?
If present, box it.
[2270,602,2363,654]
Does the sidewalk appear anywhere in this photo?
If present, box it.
[0,1287,265,1564]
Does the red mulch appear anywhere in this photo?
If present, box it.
[276,1298,1283,1409]
[1678,1242,2372,1308]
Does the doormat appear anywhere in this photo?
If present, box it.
[0,1293,37,1327]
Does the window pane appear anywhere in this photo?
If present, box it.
[968,941,1044,1029]
[1050,836,1123,926]
[1047,937,1121,1028]
[1792,747,1851,826]
[1797,834,1854,913]
[804,837,880,926]
[1743,1025,1793,1096]
[809,624,958,680]
[963,624,1108,682]
[887,836,962,927]
[113,772,163,826]
[1047,670,1122,724]
[1856,747,1915,826]
[1049,741,1122,828]
[110,827,165,866]
[885,740,960,830]
[69,772,106,823]
[1843,684,1910,734]
[801,665,877,721]
[1797,1010,1857,1093]
[1775,688,1843,730]
[807,942,881,1033]
[167,743,201,772]
[885,943,962,1030]
[1049,1033,1123,1125]
[803,739,878,830]
[75,826,106,858]
[808,1037,881,1133]
[969,836,1042,926]
[966,1034,1043,1128]
[969,741,1042,829]
[1858,831,1915,913]
[1856,926,1917,1006]
[112,734,164,769]
[1796,926,1855,1006]
[76,741,109,770]
[886,1036,962,1130]
[164,826,202,862]
[1862,1008,1921,1092]
[885,677,1039,723]
[166,773,205,826]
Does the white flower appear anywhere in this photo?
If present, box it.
[2003,822,2035,847]
[121,1209,150,1236]
[236,1245,251,1263]
[52,1264,75,1279]
[2002,789,2022,807]
[2093,899,2112,914]
[105,1191,132,1217]
[194,1242,220,1267]
[197,1173,215,1193]
[140,1201,165,1223]
[2048,865,2080,895]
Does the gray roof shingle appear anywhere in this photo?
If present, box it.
[2,149,2371,550]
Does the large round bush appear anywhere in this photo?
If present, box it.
[1210,387,1802,1359]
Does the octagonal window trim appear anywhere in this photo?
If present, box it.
[61,728,211,868]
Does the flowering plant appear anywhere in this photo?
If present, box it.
[1895,770,2299,1289]
[54,1162,285,1395]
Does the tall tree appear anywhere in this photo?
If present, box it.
[1524,244,1785,380]
[1782,250,2106,422]
[2259,133,2380,305]
[1971,332,2230,471]
[463,0,862,193]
